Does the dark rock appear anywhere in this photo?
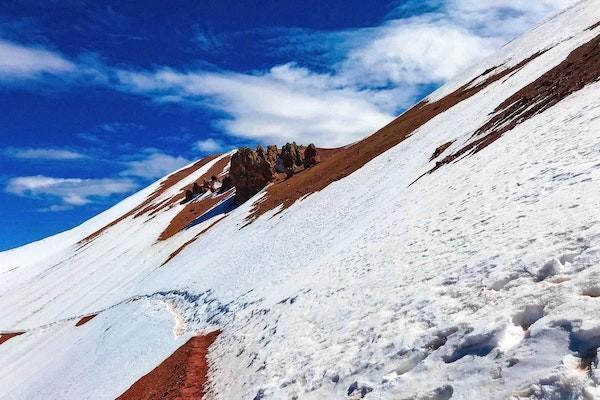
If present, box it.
[430,141,454,161]
[181,189,194,204]
[347,381,373,398]
[265,145,280,166]
[256,145,266,158]
[274,158,286,173]
[281,142,303,168]
[253,389,265,400]
[230,147,275,204]
[192,182,202,195]
[303,143,320,168]
[280,142,304,177]
[347,382,359,396]
[220,175,233,191]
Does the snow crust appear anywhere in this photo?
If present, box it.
[2,2,600,399]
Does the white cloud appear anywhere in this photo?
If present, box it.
[101,122,145,133]
[5,175,137,208]
[0,39,75,79]
[120,152,190,179]
[3,147,86,160]
[339,19,501,87]
[117,65,397,147]
[114,0,576,147]
[194,138,225,153]
[1,0,579,148]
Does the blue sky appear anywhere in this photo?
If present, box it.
[0,0,575,250]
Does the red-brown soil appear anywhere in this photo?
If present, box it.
[0,331,25,346]
[75,314,97,327]
[159,191,231,241]
[422,33,600,179]
[116,331,220,400]
[157,155,232,240]
[149,155,232,219]
[162,216,227,266]
[430,140,455,161]
[586,21,600,31]
[245,51,547,222]
[79,155,221,246]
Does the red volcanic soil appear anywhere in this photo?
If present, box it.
[75,314,97,327]
[422,33,600,179]
[162,215,227,266]
[79,155,221,246]
[246,50,548,222]
[116,331,220,400]
[158,156,232,241]
[0,331,25,346]
[586,21,600,31]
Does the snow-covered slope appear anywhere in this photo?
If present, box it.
[2,1,600,399]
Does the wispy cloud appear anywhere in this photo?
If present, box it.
[0,39,75,79]
[0,0,579,216]
[3,148,191,210]
[338,19,500,88]
[194,138,226,153]
[5,175,137,208]
[193,28,227,52]
[120,151,190,179]
[117,65,397,147]
[3,147,87,160]
[113,0,577,147]
[0,0,578,148]
[100,121,145,133]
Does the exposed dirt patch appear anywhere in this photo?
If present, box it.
[75,314,97,327]
[0,331,25,346]
[158,156,231,212]
[158,156,232,240]
[162,216,227,266]
[246,51,547,222]
[421,34,600,179]
[159,190,232,241]
[116,331,219,400]
[586,21,600,31]
[430,141,455,161]
[79,155,221,246]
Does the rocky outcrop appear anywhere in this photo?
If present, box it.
[279,142,304,177]
[303,144,320,168]
[256,145,280,167]
[228,143,320,204]
[230,147,276,204]
[220,175,233,191]
[181,173,228,205]
[182,189,194,204]
[181,143,320,206]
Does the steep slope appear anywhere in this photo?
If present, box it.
[2,1,600,399]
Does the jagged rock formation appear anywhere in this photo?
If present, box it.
[303,144,320,168]
[279,142,304,177]
[220,175,233,191]
[256,145,279,167]
[229,143,320,204]
[229,147,276,205]
[181,172,227,205]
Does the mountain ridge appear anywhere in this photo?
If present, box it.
[1,1,600,398]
